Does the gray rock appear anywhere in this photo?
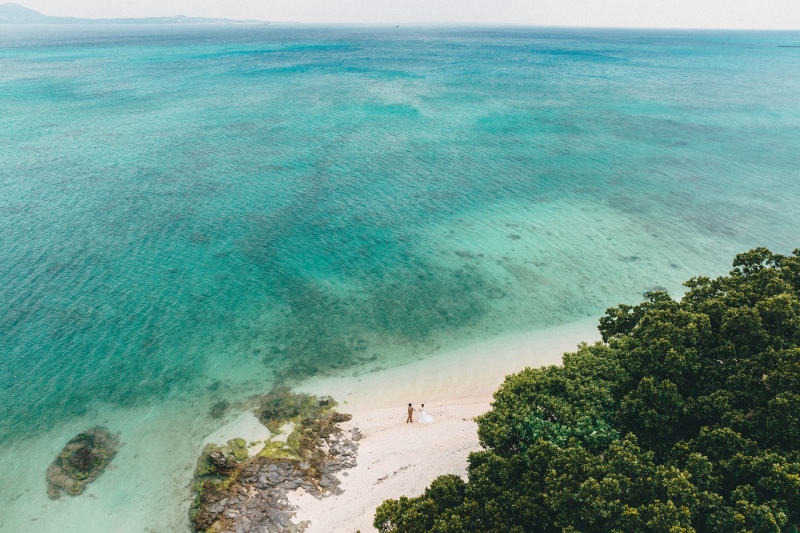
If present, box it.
[191,411,359,533]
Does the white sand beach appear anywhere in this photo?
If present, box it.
[290,318,600,532]
[289,402,486,533]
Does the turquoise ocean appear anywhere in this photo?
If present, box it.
[1,25,799,530]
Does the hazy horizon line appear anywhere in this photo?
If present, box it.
[3,2,800,31]
[5,21,800,32]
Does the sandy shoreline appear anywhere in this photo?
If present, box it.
[0,319,598,533]
[290,401,487,533]
[289,318,600,532]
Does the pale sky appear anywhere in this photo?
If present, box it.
[20,0,800,29]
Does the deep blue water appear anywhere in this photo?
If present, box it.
[2,25,800,441]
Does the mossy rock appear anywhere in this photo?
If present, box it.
[257,440,301,461]
[196,444,223,477]
[227,438,248,461]
[286,429,303,454]
[332,412,352,423]
[46,427,120,499]
[257,387,337,432]
[191,389,353,531]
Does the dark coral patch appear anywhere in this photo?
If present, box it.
[46,427,120,499]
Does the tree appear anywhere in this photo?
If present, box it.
[375,248,800,533]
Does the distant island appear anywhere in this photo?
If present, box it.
[0,3,266,24]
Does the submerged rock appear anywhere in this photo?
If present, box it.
[209,400,230,419]
[46,426,120,499]
[190,389,359,533]
[258,387,320,431]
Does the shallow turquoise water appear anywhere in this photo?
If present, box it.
[2,26,800,446]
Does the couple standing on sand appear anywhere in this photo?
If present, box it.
[407,403,434,424]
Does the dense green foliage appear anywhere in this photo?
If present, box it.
[375,248,800,533]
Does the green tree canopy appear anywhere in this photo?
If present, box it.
[375,248,800,533]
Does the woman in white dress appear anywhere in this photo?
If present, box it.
[418,403,434,424]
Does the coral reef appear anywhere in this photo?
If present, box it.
[209,400,230,419]
[190,389,361,533]
[46,426,120,499]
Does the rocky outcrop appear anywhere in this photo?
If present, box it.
[46,427,120,499]
[190,389,361,533]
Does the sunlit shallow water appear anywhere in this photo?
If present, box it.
[1,25,799,531]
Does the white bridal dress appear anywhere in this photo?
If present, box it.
[418,410,434,424]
